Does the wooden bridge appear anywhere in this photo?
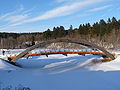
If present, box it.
[4,38,115,64]
[8,49,116,60]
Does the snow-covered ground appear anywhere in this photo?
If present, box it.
[0,49,120,90]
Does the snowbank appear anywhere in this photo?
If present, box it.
[0,51,120,90]
[90,56,120,71]
[0,59,19,71]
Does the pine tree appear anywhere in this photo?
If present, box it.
[111,17,120,30]
[43,29,52,39]
[99,19,107,36]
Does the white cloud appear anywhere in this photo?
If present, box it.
[55,0,66,3]
[0,5,31,23]
[0,5,32,31]
[5,14,29,23]
[55,0,82,3]
[0,11,16,21]
[87,5,111,12]
[11,0,106,26]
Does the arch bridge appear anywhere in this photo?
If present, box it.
[7,39,115,64]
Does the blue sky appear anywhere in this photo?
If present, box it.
[0,0,120,33]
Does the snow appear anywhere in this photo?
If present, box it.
[0,59,19,71]
[90,56,120,71]
[0,49,120,90]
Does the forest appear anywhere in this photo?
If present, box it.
[0,17,120,49]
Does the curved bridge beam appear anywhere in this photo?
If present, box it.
[11,39,115,63]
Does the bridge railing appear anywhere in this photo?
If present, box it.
[0,48,103,59]
[27,48,101,55]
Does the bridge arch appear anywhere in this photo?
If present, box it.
[11,39,115,63]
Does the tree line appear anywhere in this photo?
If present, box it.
[0,17,120,49]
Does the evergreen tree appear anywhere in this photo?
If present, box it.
[31,36,35,46]
[69,25,73,30]
[68,25,74,36]
[93,22,100,35]
[107,18,111,24]
[106,18,112,33]
[59,26,66,37]
[43,29,52,39]
[78,24,89,35]
[99,19,107,36]
[111,17,120,30]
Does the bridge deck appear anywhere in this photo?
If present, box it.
[8,51,116,59]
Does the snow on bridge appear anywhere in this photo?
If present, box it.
[8,49,116,60]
